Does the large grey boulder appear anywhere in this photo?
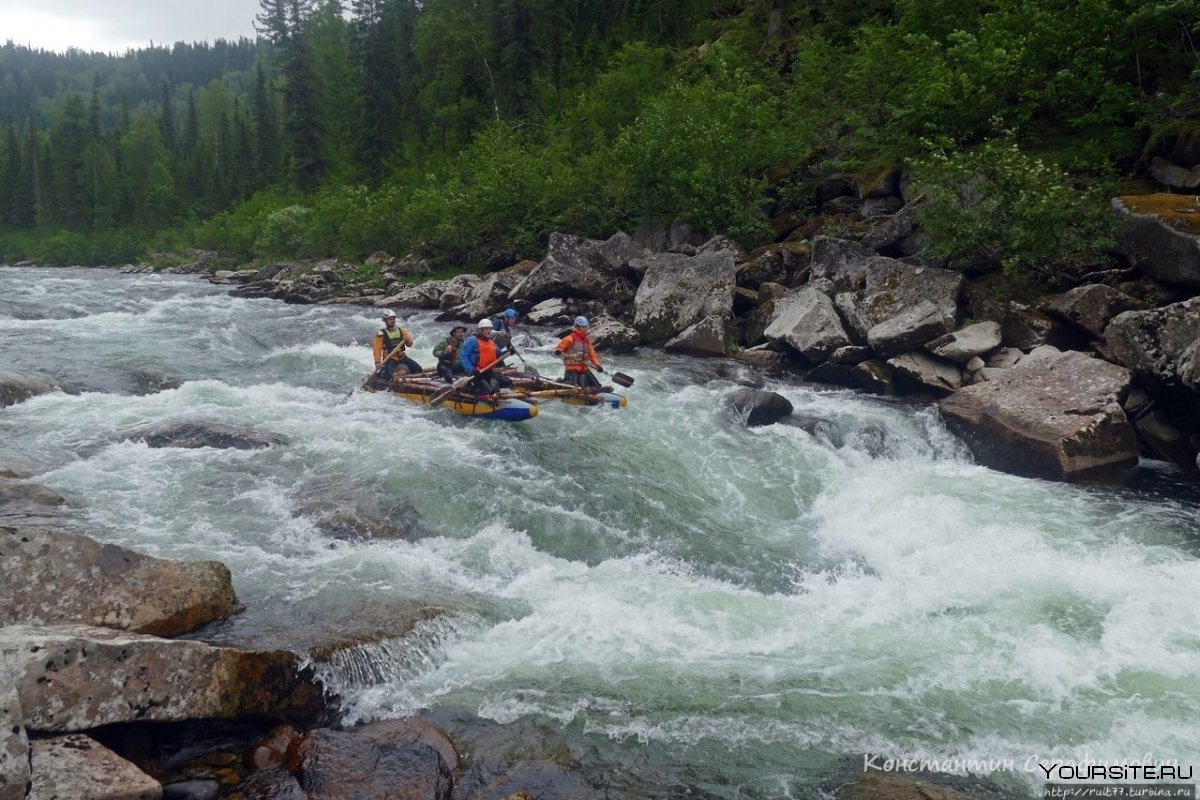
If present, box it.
[925,321,1002,364]
[861,200,923,255]
[633,250,738,343]
[457,266,528,320]
[867,300,950,358]
[1,526,239,637]
[861,258,963,326]
[0,479,70,529]
[377,279,451,310]
[1,669,27,800]
[631,222,708,252]
[29,734,160,800]
[763,287,852,362]
[1112,197,1200,289]
[1104,297,1200,388]
[939,349,1137,481]
[508,233,636,304]
[586,315,641,353]
[665,315,728,356]
[808,236,876,289]
[0,624,326,732]
[1039,284,1143,339]
[888,352,963,396]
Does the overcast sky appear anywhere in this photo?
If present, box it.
[1,0,262,54]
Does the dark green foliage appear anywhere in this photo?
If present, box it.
[1,0,1197,280]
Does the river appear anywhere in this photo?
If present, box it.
[2,265,1199,798]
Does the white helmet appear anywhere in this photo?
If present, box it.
[381,310,396,319]
[478,318,493,329]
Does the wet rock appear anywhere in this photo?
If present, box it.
[1,525,240,636]
[725,388,793,427]
[287,728,452,800]
[791,413,846,447]
[193,594,440,661]
[835,774,976,800]
[292,475,427,542]
[163,778,220,800]
[240,767,306,798]
[1,624,326,732]
[633,250,738,343]
[806,361,895,395]
[1133,408,1199,467]
[665,315,728,356]
[1039,284,1144,339]
[29,734,160,800]
[939,349,1137,481]
[353,718,460,774]
[129,421,288,450]
[763,287,852,362]
[828,345,872,365]
[475,759,600,800]
[0,479,71,529]
[0,372,55,408]
[1,675,28,800]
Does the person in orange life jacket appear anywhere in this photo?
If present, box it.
[459,318,514,395]
[433,325,468,381]
[555,316,604,391]
[493,308,519,352]
[373,310,421,384]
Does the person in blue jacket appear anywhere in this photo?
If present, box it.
[493,308,520,351]
[459,319,515,395]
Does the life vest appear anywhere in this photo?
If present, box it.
[559,332,593,373]
[476,335,499,370]
[378,326,407,359]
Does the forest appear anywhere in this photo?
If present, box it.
[0,0,1197,284]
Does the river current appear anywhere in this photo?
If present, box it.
[2,266,1199,797]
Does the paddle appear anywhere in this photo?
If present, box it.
[429,354,507,407]
[610,371,634,388]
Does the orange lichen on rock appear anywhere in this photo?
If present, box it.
[1119,193,1200,235]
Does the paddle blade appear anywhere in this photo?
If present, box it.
[611,372,634,388]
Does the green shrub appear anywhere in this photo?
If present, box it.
[911,133,1116,281]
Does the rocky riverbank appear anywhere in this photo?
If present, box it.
[115,190,1200,483]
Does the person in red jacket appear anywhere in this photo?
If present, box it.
[555,316,603,391]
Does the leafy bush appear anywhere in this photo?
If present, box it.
[254,204,320,258]
[912,133,1116,281]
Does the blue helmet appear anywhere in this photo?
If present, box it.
[502,308,518,318]
[574,316,590,327]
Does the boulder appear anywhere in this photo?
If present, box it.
[437,274,483,310]
[1149,156,1200,191]
[736,247,789,288]
[1112,197,1200,289]
[833,292,873,343]
[828,346,872,365]
[664,315,728,356]
[524,298,570,325]
[29,734,160,800]
[861,199,923,255]
[887,352,963,396]
[861,258,963,327]
[806,360,896,395]
[1132,408,1198,467]
[630,222,708,253]
[0,373,55,409]
[939,349,1137,481]
[0,624,326,732]
[378,280,447,310]
[985,347,1024,368]
[725,388,793,427]
[866,300,950,358]
[286,728,452,800]
[696,235,748,261]
[763,288,852,362]
[508,233,636,304]
[1104,298,1200,388]
[291,475,428,541]
[925,321,1002,364]
[458,270,526,321]
[808,236,876,290]
[1001,305,1081,351]
[583,315,640,353]
[0,526,240,637]
[836,774,976,800]
[633,251,738,343]
[1,675,27,800]
[128,421,288,450]
[0,479,70,529]
[1039,284,1143,339]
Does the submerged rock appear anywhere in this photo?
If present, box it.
[129,420,289,449]
[292,474,428,542]
[0,372,55,408]
[725,388,793,427]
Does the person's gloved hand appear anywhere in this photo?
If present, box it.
[595,366,605,373]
